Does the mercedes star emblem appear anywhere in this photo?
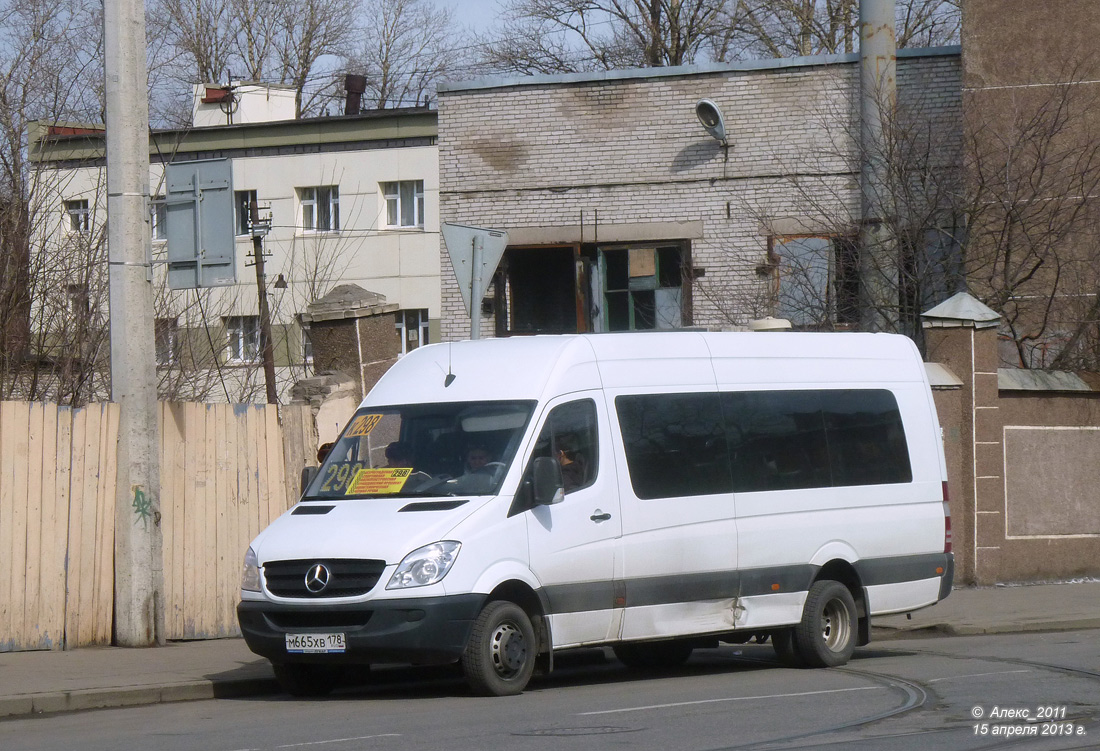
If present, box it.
[304,563,331,593]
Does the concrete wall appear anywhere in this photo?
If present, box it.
[438,50,961,340]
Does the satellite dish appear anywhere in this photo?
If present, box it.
[695,99,727,145]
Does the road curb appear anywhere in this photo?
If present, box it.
[0,677,280,720]
[872,618,1100,640]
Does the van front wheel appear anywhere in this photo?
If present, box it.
[461,601,537,696]
[793,580,856,668]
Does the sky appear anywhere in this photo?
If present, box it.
[433,0,507,34]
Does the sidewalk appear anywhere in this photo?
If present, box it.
[2,581,1099,719]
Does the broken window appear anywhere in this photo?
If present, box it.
[493,242,690,336]
[598,245,683,331]
[773,236,859,329]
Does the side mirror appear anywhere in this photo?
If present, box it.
[531,456,565,506]
[300,465,319,496]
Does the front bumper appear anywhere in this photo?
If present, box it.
[237,594,485,666]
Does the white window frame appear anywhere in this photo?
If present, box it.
[395,308,430,356]
[381,180,424,229]
[151,195,167,241]
[155,317,179,365]
[301,325,314,364]
[299,185,340,233]
[225,316,261,363]
[235,190,258,236]
[65,199,90,234]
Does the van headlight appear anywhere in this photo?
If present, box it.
[241,547,262,592]
[387,541,461,589]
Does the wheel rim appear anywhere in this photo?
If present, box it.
[821,598,851,652]
[489,621,527,679]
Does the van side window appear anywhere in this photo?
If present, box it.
[615,393,732,500]
[722,391,830,492]
[722,389,912,492]
[529,399,599,493]
[821,390,912,486]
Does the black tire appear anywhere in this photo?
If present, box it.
[461,601,537,696]
[613,640,694,671]
[272,663,338,697]
[771,628,804,667]
[792,580,857,668]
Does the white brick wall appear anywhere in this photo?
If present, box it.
[439,52,962,341]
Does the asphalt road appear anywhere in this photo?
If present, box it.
[6,630,1099,751]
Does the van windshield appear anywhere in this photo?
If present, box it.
[304,400,537,499]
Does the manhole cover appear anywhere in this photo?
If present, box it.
[516,727,641,737]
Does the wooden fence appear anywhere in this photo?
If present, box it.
[0,402,119,651]
[0,401,315,651]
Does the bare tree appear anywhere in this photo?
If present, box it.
[697,65,964,347]
[480,0,960,74]
[152,0,357,117]
[0,0,105,402]
[481,0,733,73]
[346,0,465,109]
[156,0,236,84]
[964,66,1100,370]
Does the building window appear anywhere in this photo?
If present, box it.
[155,317,179,365]
[381,180,424,228]
[235,190,258,236]
[301,325,314,364]
[299,186,339,232]
[151,196,167,241]
[601,245,683,331]
[225,316,261,362]
[65,199,90,233]
[773,236,860,329]
[395,308,429,355]
[67,284,90,317]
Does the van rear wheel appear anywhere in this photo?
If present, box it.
[613,640,694,670]
[461,600,537,696]
[792,580,856,668]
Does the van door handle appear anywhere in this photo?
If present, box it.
[590,511,612,522]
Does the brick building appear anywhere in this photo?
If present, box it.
[437,48,961,341]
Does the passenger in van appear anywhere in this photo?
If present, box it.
[556,434,588,492]
[384,441,416,468]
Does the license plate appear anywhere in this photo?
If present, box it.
[285,632,346,653]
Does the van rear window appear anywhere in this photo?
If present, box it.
[615,389,911,499]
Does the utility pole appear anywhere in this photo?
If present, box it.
[859,0,899,333]
[250,197,279,403]
[104,0,164,645]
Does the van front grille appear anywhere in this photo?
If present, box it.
[263,558,386,598]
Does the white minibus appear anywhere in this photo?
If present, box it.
[238,332,953,696]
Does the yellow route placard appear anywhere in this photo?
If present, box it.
[345,467,412,495]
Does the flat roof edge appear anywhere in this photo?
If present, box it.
[438,46,960,94]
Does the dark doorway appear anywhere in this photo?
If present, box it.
[499,246,578,334]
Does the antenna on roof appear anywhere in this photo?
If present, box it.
[444,343,456,387]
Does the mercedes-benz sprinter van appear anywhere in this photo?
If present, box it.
[238,332,953,696]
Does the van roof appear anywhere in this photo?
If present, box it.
[361,331,925,407]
